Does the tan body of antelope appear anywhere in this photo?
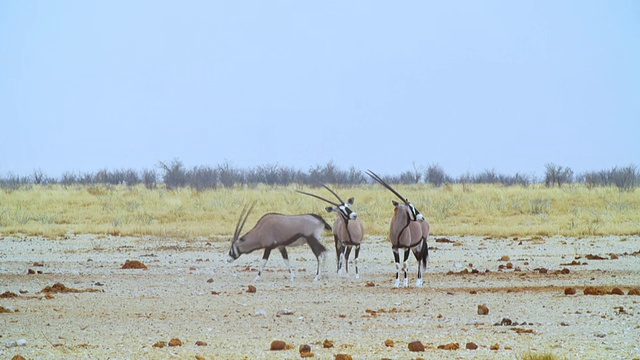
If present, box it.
[226,203,331,281]
[367,170,430,287]
[297,185,365,278]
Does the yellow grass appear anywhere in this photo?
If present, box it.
[0,183,638,240]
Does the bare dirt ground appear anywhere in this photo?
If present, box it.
[1,234,639,359]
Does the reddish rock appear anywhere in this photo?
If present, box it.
[334,354,353,360]
[247,285,257,293]
[611,288,625,295]
[564,287,577,295]
[168,338,182,347]
[466,342,478,350]
[438,342,460,350]
[628,288,640,296]
[477,304,489,315]
[384,339,394,347]
[121,260,147,270]
[408,341,425,352]
[270,340,286,351]
[323,339,334,348]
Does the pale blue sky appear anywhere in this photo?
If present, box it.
[1,1,638,179]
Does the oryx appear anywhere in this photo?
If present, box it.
[226,203,331,281]
[296,185,365,278]
[366,170,430,287]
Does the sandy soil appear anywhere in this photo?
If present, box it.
[1,234,639,359]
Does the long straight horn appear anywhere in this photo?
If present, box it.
[233,202,255,240]
[321,184,345,204]
[296,190,339,207]
[366,169,408,203]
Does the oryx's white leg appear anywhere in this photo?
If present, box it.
[412,245,423,287]
[314,251,328,281]
[307,236,328,281]
[393,248,401,287]
[353,245,360,279]
[338,251,346,276]
[256,248,271,281]
[402,249,410,288]
[279,247,295,282]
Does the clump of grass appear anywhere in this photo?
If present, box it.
[518,351,566,360]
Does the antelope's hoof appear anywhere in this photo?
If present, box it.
[416,279,423,287]
[355,274,360,279]
[403,279,409,288]
[394,279,400,288]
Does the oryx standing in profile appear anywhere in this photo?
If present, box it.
[226,203,331,281]
[296,185,365,278]
[366,170,430,287]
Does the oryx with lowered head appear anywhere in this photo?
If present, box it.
[226,202,331,281]
[366,170,430,287]
[296,185,365,278]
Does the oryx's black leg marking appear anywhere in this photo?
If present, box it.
[393,249,401,282]
[258,248,272,277]
[353,245,360,277]
[279,247,295,280]
[403,248,410,283]
[334,235,341,272]
[306,236,328,277]
[344,246,352,273]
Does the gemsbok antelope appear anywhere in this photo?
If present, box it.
[226,203,331,281]
[296,185,365,278]
[366,170,430,287]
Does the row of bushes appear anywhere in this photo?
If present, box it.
[1,160,638,191]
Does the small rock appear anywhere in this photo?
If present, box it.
[628,288,640,295]
[195,356,206,360]
[276,309,294,317]
[477,304,489,315]
[323,339,334,348]
[12,356,26,360]
[121,260,147,270]
[564,287,577,295]
[384,339,394,347]
[611,287,624,295]
[153,341,167,348]
[584,286,607,295]
[466,342,478,350]
[270,340,286,351]
[299,344,311,353]
[500,255,510,261]
[195,341,208,346]
[247,285,257,293]
[168,338,182,347]
[206,278,214,283]
[408,340,425,352]
[437,342,459,350]
[490,343,500,350]
[334,354,352,360]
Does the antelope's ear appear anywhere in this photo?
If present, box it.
[325,206,335,213]
[392,200,399,206]
[347,197,355,205]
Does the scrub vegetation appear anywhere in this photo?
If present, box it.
[1,181,638,240]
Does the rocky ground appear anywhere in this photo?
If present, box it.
[1,234,639,359]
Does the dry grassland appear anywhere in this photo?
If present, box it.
[0,184,638,239]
